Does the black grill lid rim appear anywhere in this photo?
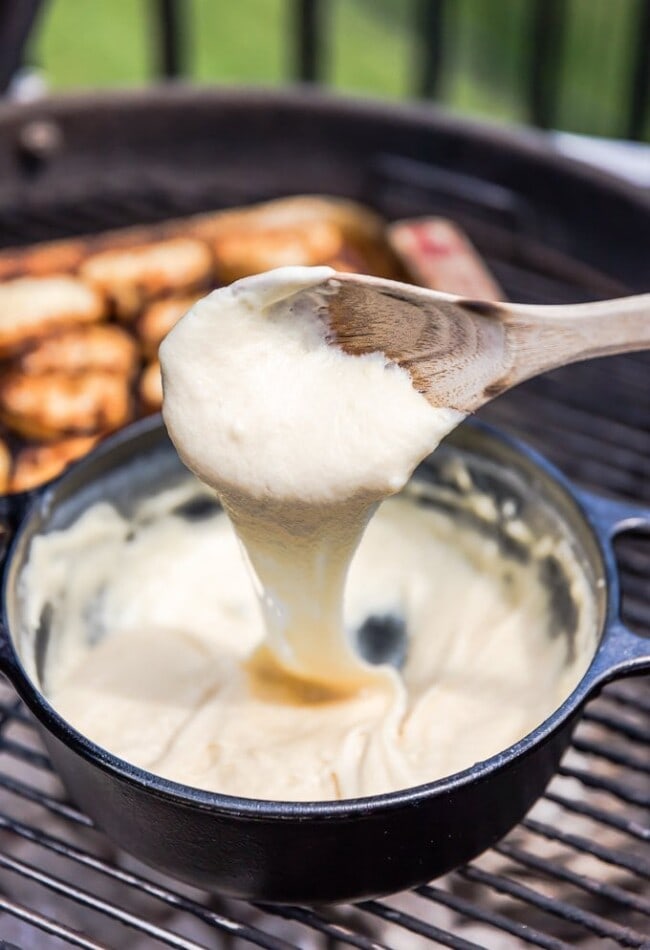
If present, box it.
[0,84,646,212]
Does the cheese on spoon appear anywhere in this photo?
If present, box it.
[160,266,463,690]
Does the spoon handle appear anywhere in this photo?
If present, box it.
[324,274,649,411]
[503,293,650,387]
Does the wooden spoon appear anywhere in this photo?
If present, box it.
[322,273,650,411]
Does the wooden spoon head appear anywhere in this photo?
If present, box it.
[322,273,511,412]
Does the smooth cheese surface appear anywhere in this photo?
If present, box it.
[25,479,596,801]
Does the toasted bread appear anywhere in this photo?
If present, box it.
[80,237,213,318]
[136,295,197,359]
[139,360,162,413]
[0,370,132,441]
[194,196,401,280]
[19,324,139,377]
[10,435,99,493]
[0,276,106,357]
[0,195,401,288]
[212,220,343,284]
[0,436,10,493]
[0,241,87,281]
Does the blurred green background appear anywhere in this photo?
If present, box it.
[29,0,648,141]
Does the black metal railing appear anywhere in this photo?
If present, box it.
[0,0,648,140]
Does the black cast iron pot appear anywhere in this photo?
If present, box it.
[0,415,649,904]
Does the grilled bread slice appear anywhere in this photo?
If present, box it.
[19,324,139,377]
[80,237,213,318]
[0,370,132,441]
[193,196,401,280]
[136,295,197,359]
[0,240,87,281]
[10,435,100,492]
[139,360,162,413]
[0,437,10,493]
[0,276,105,357]
[212,219,343,284]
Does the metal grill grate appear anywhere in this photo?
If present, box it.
[0,173,649,949]
[0,677,648,948]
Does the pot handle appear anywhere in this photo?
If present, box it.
[579,490,650,685]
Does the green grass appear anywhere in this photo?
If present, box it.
[36,0,151,89]
[30,0,646,140]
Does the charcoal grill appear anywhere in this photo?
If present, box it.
[0,88,648,947]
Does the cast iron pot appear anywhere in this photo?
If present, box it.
[0,415,648,904]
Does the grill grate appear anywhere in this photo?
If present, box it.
[0,678,648,948]
[0,170,649,948]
